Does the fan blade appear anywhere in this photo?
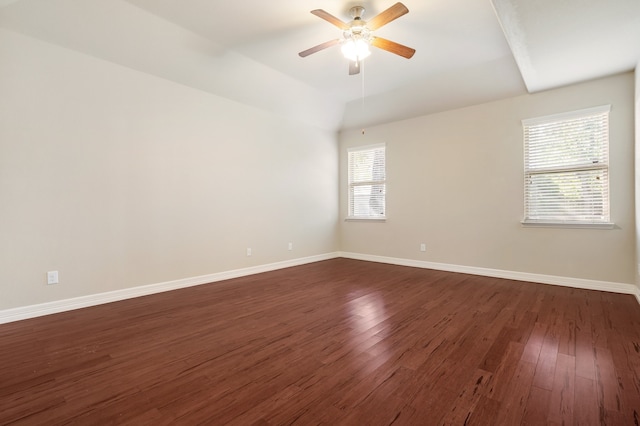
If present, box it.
[311,9,349,30]
[349,61,361,75]
[299,39,341,57]
[367,2,409,31]
[371,37,415,59]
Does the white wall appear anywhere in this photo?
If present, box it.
[0,29,339,310]
[340,72,636,285]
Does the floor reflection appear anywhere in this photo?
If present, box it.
[346,292,391,371]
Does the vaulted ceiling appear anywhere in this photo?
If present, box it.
[1,0,639,131]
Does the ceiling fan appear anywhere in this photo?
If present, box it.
[299,2,416,75]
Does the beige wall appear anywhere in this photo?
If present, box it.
[340,72,636,285]
[0,29,339,310]
[636,65,640,289]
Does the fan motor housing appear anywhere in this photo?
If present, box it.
[349,6,365,20]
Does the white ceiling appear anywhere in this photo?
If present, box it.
[1,0,638,131]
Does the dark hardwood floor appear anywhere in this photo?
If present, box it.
[1,258,639,425]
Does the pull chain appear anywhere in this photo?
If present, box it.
[361,59,366,135]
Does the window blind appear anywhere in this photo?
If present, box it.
[523,105,610,224]
[348,144,386,218]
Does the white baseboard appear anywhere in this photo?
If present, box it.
[339,252,640,298]
[2,251,638,324]
[0,253,340,325]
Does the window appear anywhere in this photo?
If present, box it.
[522,105,612,228]
[348,144,386,219]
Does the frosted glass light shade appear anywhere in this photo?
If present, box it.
[341,39,371,62]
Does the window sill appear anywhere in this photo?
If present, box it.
[345,217,386,222]
[521,220,614,230]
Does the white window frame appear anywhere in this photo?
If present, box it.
[347,143,386,221]
[522,105,613,229]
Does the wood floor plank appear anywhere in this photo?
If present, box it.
[521,385,551,425]
[547,352,576,424]
[437,368,493,425]
[482,340,526,402]
[576,329,597,380]
[593,345,626,421]
[532,326,560,390]
[466,395,502,426]
[574,376,602,425]
[0,258,639,424]
[492,360,536,425]
[521,321,547,364]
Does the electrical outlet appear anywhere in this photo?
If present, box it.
[420,243,426,252]
[246,248,252,256]
[288,242,293,251]
[47,271,59,285]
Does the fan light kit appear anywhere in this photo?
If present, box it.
[299,2,415,75]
